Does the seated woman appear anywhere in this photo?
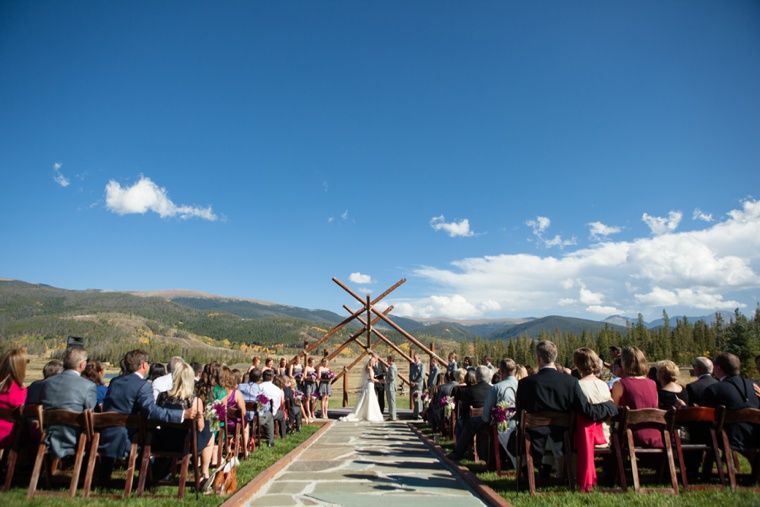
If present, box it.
[573,347,611,492]
[81,361,108,408]
[656,360,688,410]
[156,363,213,483]
[611,346,662,447]
[0,349,27,449]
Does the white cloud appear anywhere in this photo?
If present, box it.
[391,200,760,320]
[341,209,349,220]
[588,221,622,240]
[430,215,475,238]
[526,216,576,249]
[349,272,373,284]
[105,176,217,221]
[52,162,70,187]
[692,208,713,222]
[642,211,682,235]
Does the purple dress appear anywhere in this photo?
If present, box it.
[226,389,241,434]
[619,377,663,448]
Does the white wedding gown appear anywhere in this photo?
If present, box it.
[339,361,384,422]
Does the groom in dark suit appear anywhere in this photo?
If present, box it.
[374,358,387,414]
[99,349,196,482]
[514,340,618,464]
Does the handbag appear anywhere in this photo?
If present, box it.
[203,455,239,496]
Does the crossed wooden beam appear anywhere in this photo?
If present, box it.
[291,277,447,407]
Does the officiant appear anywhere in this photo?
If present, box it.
[374,357,387,413]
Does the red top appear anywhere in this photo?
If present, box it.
[0,382,27,447]
[619,377,663,448]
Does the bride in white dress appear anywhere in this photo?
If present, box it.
[339,354,384,422]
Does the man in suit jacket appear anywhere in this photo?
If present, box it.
[410,352,426,419]
[428,358,441,391]
[385,355,398,421]
[99,349,195,481]
[514,341,618,463]
[40,348,97,459]
[26,360,63,405]
[374,358,387,414]
[702,353,760,453]
[686,357,717,406]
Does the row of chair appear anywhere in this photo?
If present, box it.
[491,405,760,494]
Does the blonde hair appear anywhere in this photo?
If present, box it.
[0,349,26,394]
[167,363,196,400]
[656,360,679,384]
[515,364,528,380]
[455,368,466,383]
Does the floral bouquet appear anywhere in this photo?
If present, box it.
[412,391,420,400]
[205,401,226,432]
[294,391,306,402]
[440,396,455,418]
[321,370,335,381]
[256,393,270,411]
[491,400,516,433]
[421,393,431,408]
[306,372,318,383]
[311,392,319,400]
[294,373,304,382]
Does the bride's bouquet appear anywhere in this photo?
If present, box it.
[205,401,226,432]
[490,400,516,433]
[440,396,455,418]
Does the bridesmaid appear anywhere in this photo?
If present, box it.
[277,358,288,377]
[316,358,332,419]
[302,357,316,423]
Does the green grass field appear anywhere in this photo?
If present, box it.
[2,423,320,507]
[419,424,759,507]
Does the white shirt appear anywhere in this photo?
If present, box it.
[259,381,283,414]
[152,373,173,401]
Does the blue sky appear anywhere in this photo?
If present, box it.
[1,1,759,322]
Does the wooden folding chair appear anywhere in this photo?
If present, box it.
[83,411,142,497]
[672,406,724,489]
[27,407,89,499]
[619,407,679,494]
[515,410,575,494]
[469,407,485,463]
[245,402,258,454]
[137,416,199,499]
[221,407,245,461]
[0,405,24,491]
[715,406,760,491]
[589,409,627,492]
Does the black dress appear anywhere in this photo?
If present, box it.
[658,387,689,410]
[155,393,212,452]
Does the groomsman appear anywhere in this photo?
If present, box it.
[428,358,441,391]
[374,357,387,413]
[385,355,398,421]
[410,352,426,420]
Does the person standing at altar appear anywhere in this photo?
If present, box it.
[385,355,398,421]
[410,352,426,420]
[374,357,387,414]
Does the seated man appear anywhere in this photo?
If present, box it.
[40,347,97,459]
[514,341,617,475]
[260,369,285,443]
[99,350,195,482]
[446,365,493,461]
[702,353,760,458]
[26,360,63,405]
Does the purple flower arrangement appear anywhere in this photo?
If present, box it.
[491,401,516,433]
[294,391,305,402]
[321,370,335,381]
[294,373,304,381]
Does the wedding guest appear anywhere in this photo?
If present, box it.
[686,357,716,406]
[573,348,612,492]
[152,356,185,401]
[515,364,529,381]
[316,358,332,419]
[260,369,284,442]
[657,360,688,410]
[447,365,496,460]
[26,359,62,405]
[607,358,623,390]
[219,368,246,439]
[282,375,302,432]
[191,362,203,383]
[147,362,166,383]
[81,361,108,406]
[0,349,27,448]
[430,371,458,433]
[611,347,661,447]
[155,363,213,484]
[40,347,97,459]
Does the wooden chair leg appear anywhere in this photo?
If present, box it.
[663,433,679,493]
[525,440,536,494]
[67,435,86,497]
[2,448,17,492]
[27,442,46,499]
[627,431,641,493]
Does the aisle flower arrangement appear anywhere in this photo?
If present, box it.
[440,396,455,418]
[490,400,516,433]
[206,401,226,432]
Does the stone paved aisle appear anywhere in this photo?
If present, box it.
[244,420,487,507]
